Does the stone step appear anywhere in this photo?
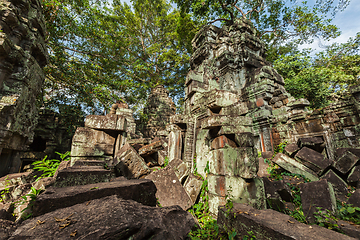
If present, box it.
[32,179,157,217]
[72,160,107,167]
[53,167,115,188]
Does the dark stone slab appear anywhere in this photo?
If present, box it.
[295,147,332,175]
[217,203,355,240]
[320,169,349,201]
[53,166,115,188]
[257,157,270,178]
[113,143,151,179]
[333,150,359,174]
[138,140,164,156]
[183,173,203,204]
[168,158,190,182]
[335,148,360,159]
[145,166,193,210]
[348,165,360,186]
[297,137,325,153]
[300,179,337,223]
[234,132,254,147]
[338,220,360,239]
[33,179,157,217]
[348,189,360,208]
[12,195,196,240]
[284,143,300,157]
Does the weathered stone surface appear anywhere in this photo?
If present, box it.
[338,220,360,239]
[84,114,127,131]
[300,179,337,223]
[320,169,348,201]
[0,0,49,177]
[262,177,293,202]
[0,203,14,221]
[297,136,324,150]
[284,143,300,157]
[211,135,237,150]
[12,195,196,240]
[71,127,116,156]
[138,140,164,156]
[272,153,319,181]
[32,179,156,217]
[143,85,176,138]
[234,132,254,147]
[53,166,115,188]
[70,156,113,167]
[167,125,183,161]
[168,158,190,182]
[113,143,151,179]
[0,219,16,239]
[0,172,31,188]
[295,147,332,175]
[145,166,193,210]
[183,173,203,204]
[257,157,271,177]
[200,115,252,129]
[347,189,360,208]
[333,150,359,174]
[348,165,360,185]
[210,147,257,179]
[218,203,356,240]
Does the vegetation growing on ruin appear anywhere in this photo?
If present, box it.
[32,151,71,180]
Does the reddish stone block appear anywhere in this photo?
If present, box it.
[256,98,264,107]
[211,135,237,150]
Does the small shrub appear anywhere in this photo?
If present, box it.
[32,151,70,180]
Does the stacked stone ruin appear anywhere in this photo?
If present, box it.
[0,0,48,177]
[142,85,176,138]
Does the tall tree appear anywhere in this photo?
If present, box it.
[42,0,197,121]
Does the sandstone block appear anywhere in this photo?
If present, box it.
[217,203,356,240]
[210,147,257,178]
[294,147,332,175]
[183,173,203,204]
[272,153,319,181]
[145,166,193,210]
[71,127,115,157]
[347,165,360,185]
[114,143,151,179]
[138,140,164,156]
[333,150,359,174]
[347,189,360,208]
[84,115,127,131]
[320,169,348,201]
[168,158,190,182]
[300,179,337,223]
[14,195,196,240]
[234,132,254,147]
[284,143,300,157]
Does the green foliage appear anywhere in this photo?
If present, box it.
[0,177,11,203]
[314,207,341,232]
[32,151,70,180]
[18,187,43,220]
[43,0,198,115]
[242,231,256,240]
[337,201,360,225]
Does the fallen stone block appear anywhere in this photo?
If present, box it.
[71,127,115,156]
[53,166,115,188]
[114,143,151,179]
[320,169,348,201]
[0,203,14,221]
[138,140,164,156]
[84,114,127,131]
[300,179,337,223]
[157,150,167,166]
[32,179,157,217]
[210,147,258,179]
[0,172,31,188]
[208,193,226,216]
[347,165,360,186]
[333,150,359,174]
[257,157,270,178]
[13,195,196,240]
[338,220,360,239]
[272,153,319,181]
[335,148,360,159]
[211,135,237,150]
[297,136,325,152]
[347,189,360,208]
[217,203,356,240]
[295,147,332,175]
[145,166,193,210]
[262,177,293,202]
[183,173,203,204]
[168,158,190,182]
[284,143,300,157]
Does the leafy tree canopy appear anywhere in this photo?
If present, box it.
[42,0,199,121]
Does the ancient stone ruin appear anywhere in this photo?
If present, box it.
[0,0,48,177]
[1,2,360,238]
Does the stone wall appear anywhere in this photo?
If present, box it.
[0,0,48,176]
